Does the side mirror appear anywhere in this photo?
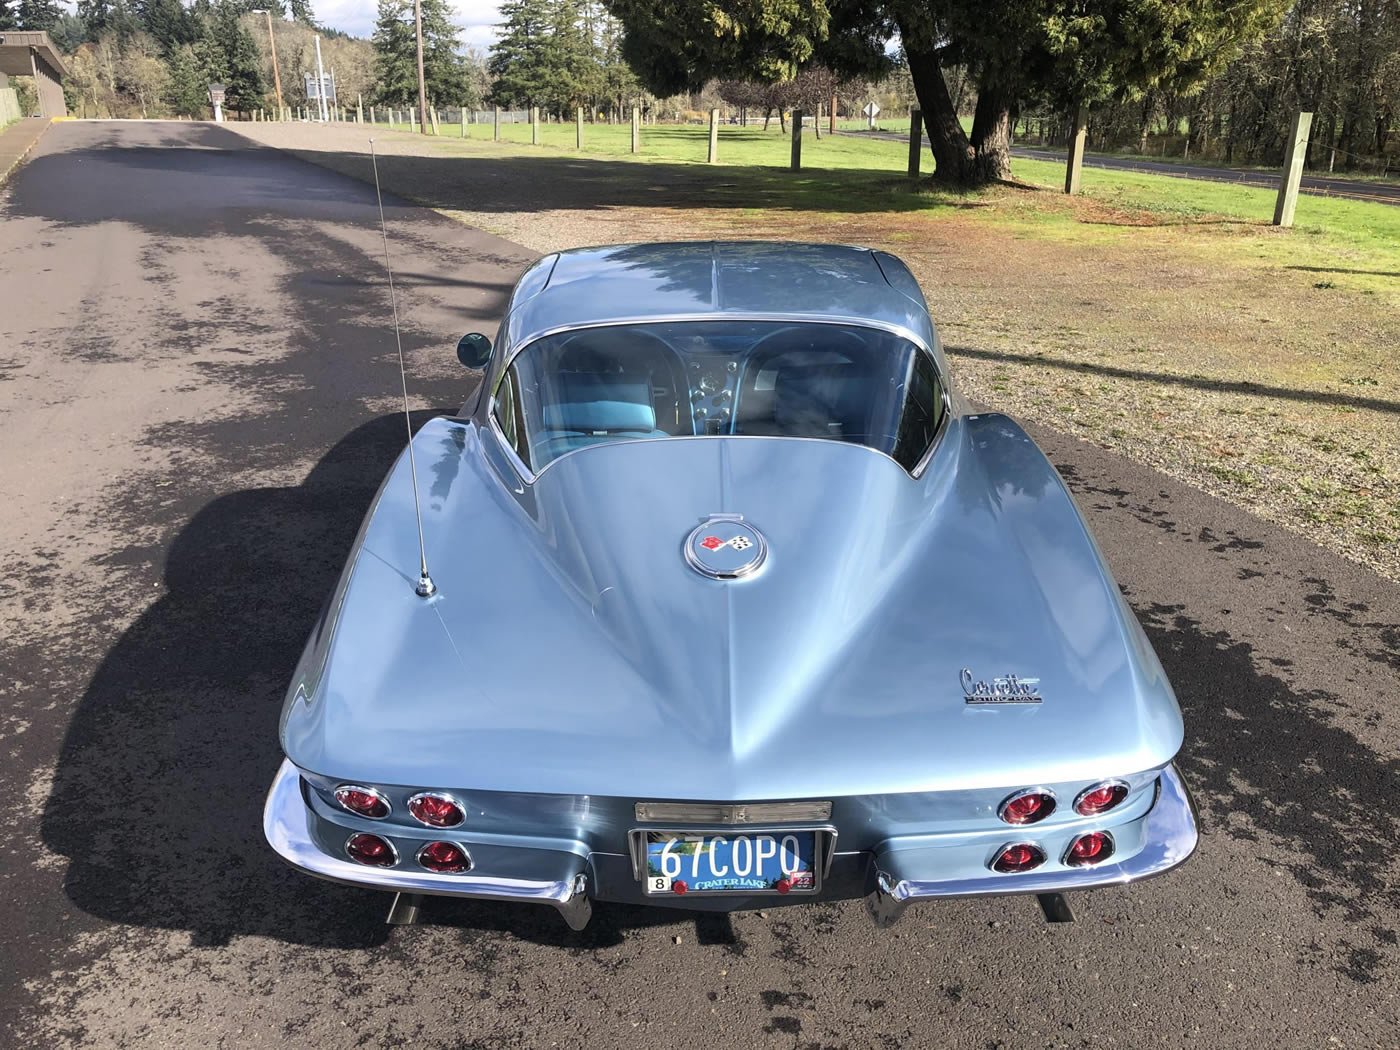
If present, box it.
[456,332,493,369]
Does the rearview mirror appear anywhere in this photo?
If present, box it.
[456,332,493,369]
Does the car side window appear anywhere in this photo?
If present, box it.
[493,367,531,469]
[891,352,945,472]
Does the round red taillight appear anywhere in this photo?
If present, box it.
[992,843,1046,873]
[345,833,397,867]
[1065,831,1115,866]
[1074,781,1129,816]
[417,841,471,873]
[672,880,688,895]
[334,785,390,819]
[998,789,1056,825]
[407,792,465,828]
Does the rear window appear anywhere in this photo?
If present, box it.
[492,320,945,474]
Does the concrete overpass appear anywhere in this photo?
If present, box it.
[0,31,68,118]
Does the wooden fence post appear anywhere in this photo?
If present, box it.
[1064,103,1088,194]
[830,93,837,134]
[790,109,803,170]
[493,105,500,141]
[708,108,719,163]
[576,105,583,148]
[532,106,539,144]
[908,107,921,180]
[461,101,467,137]
[631,106,640,152]
[1273,110,1313,227]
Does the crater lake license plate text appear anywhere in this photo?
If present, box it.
[643,831,817,894]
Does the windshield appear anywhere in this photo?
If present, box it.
[491,320,946,475]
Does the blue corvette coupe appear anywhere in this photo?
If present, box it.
[263,241,1198,930]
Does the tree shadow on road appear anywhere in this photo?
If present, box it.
[1050,457,1400,985]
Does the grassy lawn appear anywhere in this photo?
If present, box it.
[367,119,1400,290]
[244,119,1400,578]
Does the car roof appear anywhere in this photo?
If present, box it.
[497,242,940,365]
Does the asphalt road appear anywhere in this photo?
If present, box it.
[1,121,1398,1050]
[856,129,1400,205]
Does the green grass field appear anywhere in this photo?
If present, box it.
[363,118,1400,284]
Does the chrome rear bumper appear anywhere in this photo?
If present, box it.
[262,758,592,929]
[265,757,1196,931]
[863,763,1199,927]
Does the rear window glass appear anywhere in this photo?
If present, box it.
[493,320,945,474]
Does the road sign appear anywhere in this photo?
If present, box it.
[304,72,336,103]
[862,102,880,117]
[207,83,225,106]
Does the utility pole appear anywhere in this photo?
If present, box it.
[253,9,284,112]
[414,0,429,135]
[313,35,328,122]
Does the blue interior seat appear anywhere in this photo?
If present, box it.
[534,372,666,461]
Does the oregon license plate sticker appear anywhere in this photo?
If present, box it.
[643,831,818,895]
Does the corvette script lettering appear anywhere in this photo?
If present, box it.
[960,668,1043,705]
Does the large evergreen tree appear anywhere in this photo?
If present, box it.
[164,41,209,114]
[188,1,263,111]
[370,0,418,105]
[487,0,556,107]
[16,0,63,32]
[602,0,1293,185]
[49,12,89,50]
[421,0,470,104]
[77,0,141,44]
[138,0,199,54]
[0,0,17,32]
[371,0,469,107]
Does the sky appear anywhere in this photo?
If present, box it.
[315,0,504,49]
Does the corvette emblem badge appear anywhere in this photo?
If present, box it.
[685,516,766,580]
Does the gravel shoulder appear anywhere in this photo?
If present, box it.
[229,120,1400,583]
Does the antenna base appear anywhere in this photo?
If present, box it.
[416,573,436,598]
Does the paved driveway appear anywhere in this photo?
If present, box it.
[1,121,1396,1049]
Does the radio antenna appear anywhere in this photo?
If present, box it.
[369,138,435,598]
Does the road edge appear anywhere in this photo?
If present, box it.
[0,117,54,189]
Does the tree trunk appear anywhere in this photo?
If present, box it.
[779,108,786,132]
[969,84,1013,180]
[763,106,771,130]
[903,42,982,184]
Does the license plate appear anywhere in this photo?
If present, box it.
[642,831,819,895]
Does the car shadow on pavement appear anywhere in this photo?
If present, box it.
[39,413,437,950]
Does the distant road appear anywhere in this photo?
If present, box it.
[854,130,1400,206]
